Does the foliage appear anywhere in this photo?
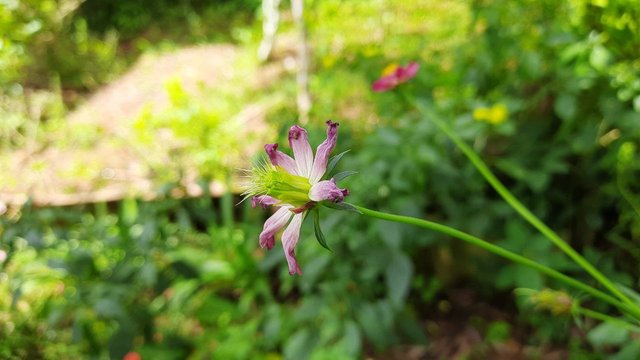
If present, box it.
[0,0,121,91]
[132,78,247,184]
[1,0,640,358]
[78,0,261,41]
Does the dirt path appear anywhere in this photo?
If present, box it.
[1,44,284,207]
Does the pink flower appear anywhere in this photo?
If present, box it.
[123,352,141,360]
[246,121,349,275]
[372,61,420,92]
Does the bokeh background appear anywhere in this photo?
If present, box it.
[1,0,640,359]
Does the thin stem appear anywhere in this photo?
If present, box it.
[411,101,638,311]
[352,204,640,320]
[573,306,640,333]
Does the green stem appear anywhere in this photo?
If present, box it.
[411,102,638,311]
[352,204,640,320]
[573,306,640,333]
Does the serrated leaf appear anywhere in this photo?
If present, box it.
[325,149,350,177]
[332,171,358,182]
[313,209,331,251]
[321,201,362,214]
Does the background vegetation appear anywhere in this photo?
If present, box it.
[1,0,639,358]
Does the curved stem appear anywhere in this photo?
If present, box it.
[411,101,638,311]
[573,306,640,333]
[352,204,640,320]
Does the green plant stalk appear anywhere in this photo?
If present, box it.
[352,204,640,320]
[573,305,640,333]
[411,102,638,311]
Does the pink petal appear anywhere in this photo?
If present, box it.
[288,125,314,178]
[397,62,419,82]
[282,212,304,275]
[252,195,279,208]
[372,75,398,92]
[259,206,293,250]
[308,178,348,202]
[264,143,298,175]
[309,120,339,184]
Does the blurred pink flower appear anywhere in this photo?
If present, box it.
[372,61,420,92]
[123,352,141,360]
[248,121,348,275]
[0,250,6,263]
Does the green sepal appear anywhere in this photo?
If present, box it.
[332,170,357,182]
[321,201,362,214]
[313,209,332,251]
[325,149,350,178]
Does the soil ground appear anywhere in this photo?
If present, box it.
[0,44,282,207]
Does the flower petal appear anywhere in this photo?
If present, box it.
[252,195,279,208]
[282,212,304,275]
[264,143,298,175]
[309,120,339,184]
[259,205,293,250]
[288,125,314,178]
[397,61,419,82]
[308,179,348,202]
[372,75,398,92]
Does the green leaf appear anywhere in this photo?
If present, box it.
[611,341,640,360]
[515,266,544,290]
[325,149,350,176]
[284,328,316,360]
[554,94,577,121]
[356,302,395,349]
[332,170,358,182]
[321,201,362,214]
[338,321,362,356]
[313,209,331,251]
[590,44,611,71]
[386,252,413,307]
[587,321,630,348]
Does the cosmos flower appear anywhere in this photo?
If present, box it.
[246,121,349,275]
[372,61,420,92]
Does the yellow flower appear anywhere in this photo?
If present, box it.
[473,103,508,125]
[473,107,491,121]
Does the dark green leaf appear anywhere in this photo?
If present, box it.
[313,209,331,251]
[332,170,358,182]
[325,149,350,176]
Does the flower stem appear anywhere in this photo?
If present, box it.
[410,101,638,312]
[573,305,640,333]
[352,204,640,320]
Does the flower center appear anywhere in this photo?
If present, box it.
[245,161,312,206]
[381,63,399,77]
